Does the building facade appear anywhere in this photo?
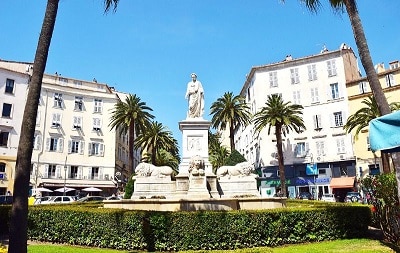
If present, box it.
[0,60,32,195]
[235,44,360,201]
[346,60,400,178]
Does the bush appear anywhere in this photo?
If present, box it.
[124,176,134,199]
[362,173,400,245]
[224,149,247,166]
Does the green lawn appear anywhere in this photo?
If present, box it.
[27,239,397,253]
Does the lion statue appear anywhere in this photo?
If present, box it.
[216,162,255,178]
[188,155,205,176]
[135,162,173,178]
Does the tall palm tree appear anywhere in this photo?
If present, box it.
[210,92,252,151]
[253,94,306,197]
[109,94,154,175]
[344,96,400,173]
[9,1,119,252]
[134,121,179,166]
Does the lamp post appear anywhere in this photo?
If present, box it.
[310,153,318,200]
[63,156,67,196]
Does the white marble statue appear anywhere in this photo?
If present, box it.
[216,162,255,179]
[135,162,173,178]
[188,155,205,176]
[185,73,204,118]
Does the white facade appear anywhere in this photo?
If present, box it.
[30,73,121,194]
[0,61,32,195]
[235,45,361,200]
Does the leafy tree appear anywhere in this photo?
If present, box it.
[124,176,135,199]
[224,149,247,166]
[134,121,179,166]
[208,131,230,171]
[109,94,154,175]
[344,96,400,173]
[253,94,305,197]
[210,92,252,151]
[9,1,119,252]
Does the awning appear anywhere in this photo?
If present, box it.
[41,179,116,188]
[369,111,400,153]
[329,177,355,189]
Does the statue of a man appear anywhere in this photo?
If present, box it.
[185,73,204,118]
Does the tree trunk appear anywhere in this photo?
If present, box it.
[8,1,59,252]
[276,125,287,197]
[229,120,235,151]
[381,152,391,173]
[129,122,135,175]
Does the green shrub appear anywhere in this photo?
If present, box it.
[362,173,400,245]
[25,204,370,251]
[224,150,247,166]
[124,176,134,199]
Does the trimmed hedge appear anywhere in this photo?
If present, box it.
[21,204,371,251]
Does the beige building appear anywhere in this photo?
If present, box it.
[0,60,32,195]
[346,60,400,177]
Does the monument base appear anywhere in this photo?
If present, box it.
[218,176,260,198]
[187,176,211,199]
[132,177,176,199]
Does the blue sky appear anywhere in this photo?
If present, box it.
[1,1,399,150]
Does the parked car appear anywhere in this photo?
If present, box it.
[344,192,363,203]
[297,192,314,200]
[106,195,122,200]
[0,195,13,205]
[39,196,76,205]
[321,193,336,202]
[33,196,52,205]
[77,196,105,202]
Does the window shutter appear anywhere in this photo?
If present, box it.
[58,138,64,152]
[36,111,41,126]
[100,144,104,156]
[88,143,92,156]
[88,167,92,180]
[46,138,50,151]
[68,140,72,153]
[80,141,84,155]
[56,165,61,178]
[99,167,103,180]
[44,164,49,178]
[77,166,82,179]
[292,144,297,156]
[305,142,309,154]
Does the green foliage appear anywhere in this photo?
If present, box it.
[224,149,247,166]
[21,204,370,251]
[362,173,400,244]
[123,176,134,199]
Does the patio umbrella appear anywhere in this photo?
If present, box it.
[54,187,75,193]
[82,187,102,192]
[34,187,53,192]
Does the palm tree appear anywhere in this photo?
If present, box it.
[134,121,179,166]
[253,94,306,197]
[210,92,252,151]
[208,131,230,172]
[109,94,154,175]
[8,1,119,252]
[344,96,400,173]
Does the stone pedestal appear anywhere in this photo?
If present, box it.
[187,176,211,199]
[218,176,260,198]
[132,177,176,199]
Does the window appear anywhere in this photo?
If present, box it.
[327,60,337,76]
[53,93,63,108]
[316,141,325,156]
[0,163,5,173]
[88,142,104,156]
[93,118,102,131]
[310,87,319,103]
[307,64,317,81]
[0,132,9,147]
[340,165,348,176]
[292,90,301,104]
[333,112,343,127]
[358,81,369,94]
[70,166,79,179]
[90,167,100,180]
[51,113,62,128]
[313,114,322,130]
[46,164,58,178]
[72,116,82,129]
[74,96,83,111]
[385,74,396,87]
[94,99,102,113]
[59,77,68,84]
[2,103,12,117]
[336,138,346,154]
[290,68,300,84]
[330,83,339,99]
[294,142,308,157]
[68,139,84,154]
[46,137,63,152]
[73,80,82,86]
[368,164,380,175]
[319,168,326,175]
[269,71,278,87]
[5,79,14,94]
[367,136,371,151]
[389,61,399,70]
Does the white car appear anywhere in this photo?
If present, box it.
[38,196,76,205]
[321,194,336,202]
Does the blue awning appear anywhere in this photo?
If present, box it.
[369,111,400,153]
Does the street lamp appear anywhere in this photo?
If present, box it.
[63,156,67,196]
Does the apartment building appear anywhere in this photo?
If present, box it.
[346,60,400,177]
[235,44,360,201]
[0,60,32,195]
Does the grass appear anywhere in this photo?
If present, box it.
[27,239,397,253]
